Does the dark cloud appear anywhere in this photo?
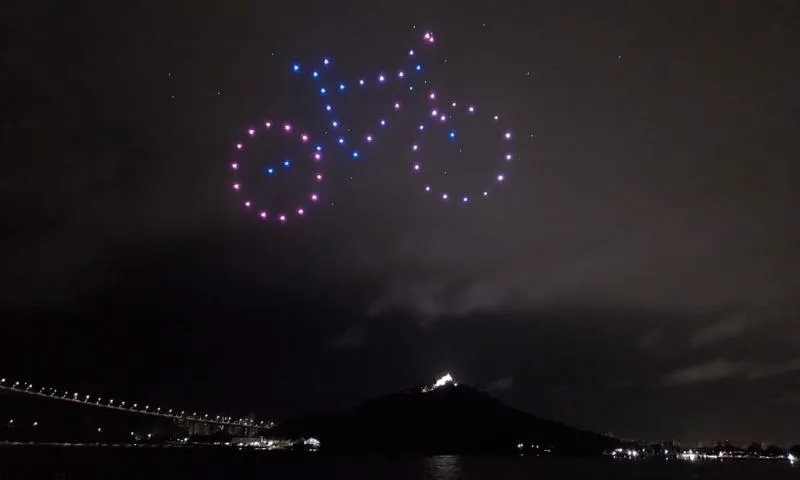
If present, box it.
[1,0,799,446]
[638,329,668,355]
[331,326,368,350]
[774,392,800,405]
[661,359,746,386]
[485,376,515,393]
[746,358,800,380]
[688,312,753,348]
[661,357,800,386]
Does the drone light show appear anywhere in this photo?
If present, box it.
[286,32,438,167]
[230,29,526,223]
[229,120,325,224]
[404,99,516,203]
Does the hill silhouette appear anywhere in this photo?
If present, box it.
[275,380,617,455]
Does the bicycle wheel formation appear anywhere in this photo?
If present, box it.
[230,29,525,224]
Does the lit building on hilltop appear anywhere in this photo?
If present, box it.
[421,373,457,393]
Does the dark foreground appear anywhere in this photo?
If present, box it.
[0,446,797,479]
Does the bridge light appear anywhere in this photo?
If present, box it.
[121,401,125,406]
[133,403,138,408]
[0,378,5,383]
[109,399,114,404]
[32,421,38,427]
[8,419,12,424]
[14,381,19,386]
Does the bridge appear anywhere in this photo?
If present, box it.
[0,377,274,437]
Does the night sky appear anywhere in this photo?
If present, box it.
[2,1,799,446]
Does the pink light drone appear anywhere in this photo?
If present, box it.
[285,30,438,165]
[229,120,324,224]
[408,101,517,205]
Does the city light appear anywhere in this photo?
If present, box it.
[421,373,457,393]
[0,377,273,429]
[433,373,454,388]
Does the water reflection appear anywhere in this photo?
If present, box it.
[424,455,461,479]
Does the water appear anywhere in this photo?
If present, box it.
[0,447,797,479]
